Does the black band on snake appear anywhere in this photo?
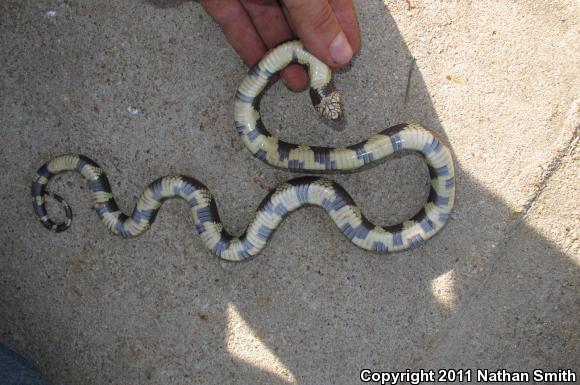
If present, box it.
[32,41,455,261]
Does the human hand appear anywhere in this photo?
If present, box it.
[201,0,360,91]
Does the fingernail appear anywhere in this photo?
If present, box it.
[329,31,353,65]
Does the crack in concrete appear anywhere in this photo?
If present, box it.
[403,57,416,106]
[518,100,579,220]
[407,98,580,368]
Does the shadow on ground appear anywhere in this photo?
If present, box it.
[0,1,578,383]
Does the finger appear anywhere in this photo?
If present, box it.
[330,0,360,55]
[282,0,353,67]
[239,0,291,47]
[240,0,309,90]
[280,64,309,91]
[201,0,267,67]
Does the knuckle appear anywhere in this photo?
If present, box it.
[284,1,335,34]
[307,4,335,34]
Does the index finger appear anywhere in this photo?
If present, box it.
[201,0,267,67]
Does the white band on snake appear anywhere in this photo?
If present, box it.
[31,41,455,261]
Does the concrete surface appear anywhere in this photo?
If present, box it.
[1,0,578,383]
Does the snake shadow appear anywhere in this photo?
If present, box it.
[0,1,578,384]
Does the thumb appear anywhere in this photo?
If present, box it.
[282,0,354,67]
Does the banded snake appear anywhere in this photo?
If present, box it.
[32,41,455,261]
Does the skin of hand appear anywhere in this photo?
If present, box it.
[201,0,361,91]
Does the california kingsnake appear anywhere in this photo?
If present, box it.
[32,41,455,261]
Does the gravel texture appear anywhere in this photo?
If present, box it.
[1,1,578,383]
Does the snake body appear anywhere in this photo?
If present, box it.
[32,41,455,261]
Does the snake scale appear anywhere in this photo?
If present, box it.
[32,41,455,261]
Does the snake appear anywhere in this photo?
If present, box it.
[31,41,455,261]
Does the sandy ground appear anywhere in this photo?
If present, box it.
[1,0,578,383]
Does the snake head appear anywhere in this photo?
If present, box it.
[310,83,343,122]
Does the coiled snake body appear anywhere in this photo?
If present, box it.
[32,41,455,261]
